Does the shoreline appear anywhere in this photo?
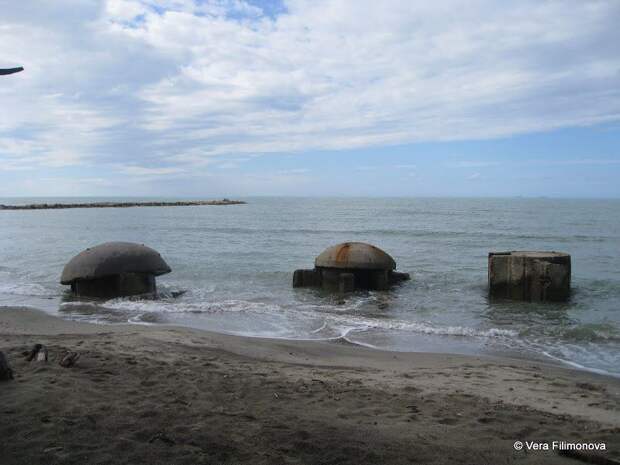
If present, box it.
[3,305,620,391]
[0,199,246,210]
[1,306,619,464]
[53,301,620,380]
[26,301,614,378]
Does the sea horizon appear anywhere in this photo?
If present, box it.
[3,195,620,203]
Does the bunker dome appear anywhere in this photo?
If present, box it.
[61,242,171,298]
[315,242,396,270]
[293,242,409,292]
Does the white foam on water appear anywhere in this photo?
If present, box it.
[313,311,519,339]
[101,297,286,316]
[310,321,328,334]
[58,295,620,378]
[340,337,382,350]
[61,301,98,308]
[541,350,620,379]
[127,314,158,326]
[67,294,520,343]
[0,282,54,297]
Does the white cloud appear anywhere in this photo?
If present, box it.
[119,165,186,175]
[522,158,620,166]
[446,161,501,168]
[1,0,619,178]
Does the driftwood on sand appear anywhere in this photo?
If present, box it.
[59,351,80,368]
[0,199,246,211]
[26,344,48,362]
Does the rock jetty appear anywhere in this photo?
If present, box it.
[0,199,246,210]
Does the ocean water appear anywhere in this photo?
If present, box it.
[1,197,619,376]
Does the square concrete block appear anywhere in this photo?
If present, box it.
[489,251,571,302]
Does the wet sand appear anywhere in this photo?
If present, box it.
[1,306,619,464]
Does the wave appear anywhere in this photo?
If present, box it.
[326,314,518,339]
[0,282,55,297]
[560,325,620,343]
[55,295,619,377]
[100,298,283,315]
[541,350,620,378]
[62,295,519,342]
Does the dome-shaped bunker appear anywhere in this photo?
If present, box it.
[294,242,409,292]
[315,242,396,270]
[61,242,171,298]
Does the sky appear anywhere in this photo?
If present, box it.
[0,0,619,198]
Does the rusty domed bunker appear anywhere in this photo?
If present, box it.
[293,242,410,292]
[61,242,171,298]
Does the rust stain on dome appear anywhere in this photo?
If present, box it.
[335,243,351,262]
[315,242,396,270]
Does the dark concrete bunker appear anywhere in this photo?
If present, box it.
[61,242,171,298]
[488,251,571,302]
[293,242,410,292]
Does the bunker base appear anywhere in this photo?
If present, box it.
[70,273,157,298]
[293,268,410,292]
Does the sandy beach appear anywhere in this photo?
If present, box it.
[1,306,618,465]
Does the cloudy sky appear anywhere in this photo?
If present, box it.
[1,0,619,197]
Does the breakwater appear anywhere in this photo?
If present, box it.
[0,199,246,210]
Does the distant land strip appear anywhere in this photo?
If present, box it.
[0,199,246,210]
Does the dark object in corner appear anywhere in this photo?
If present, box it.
[0,67,24,75]
[59,352,80,368]
[0,351,14,381]
[26,344,48,362]
[558,448,620,465]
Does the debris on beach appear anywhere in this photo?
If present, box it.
[148,432,176,446]
[59,352,80,368]
[26,344,48,362]
[61,242,171,298]
[293,242,410,292]
[0,351,14,381]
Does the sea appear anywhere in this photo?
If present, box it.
[1,197,619,376]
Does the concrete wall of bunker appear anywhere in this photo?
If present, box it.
[71,273,157,298]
